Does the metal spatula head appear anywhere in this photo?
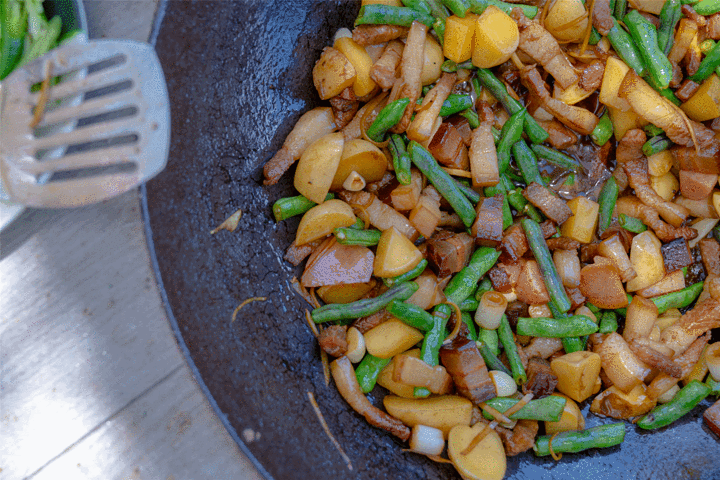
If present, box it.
[0,39,170,208]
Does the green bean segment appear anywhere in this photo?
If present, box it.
[356,353,391,393]
[534,423,626,456]
[619,213,647,233]
[499,314,527,384]
[355,5,435,27]
[333,227,382,246]
[597,176,618,235]
[312,282,418,323]
[637,380,711,429]
[444,247,502,305]
[384,259,429,287]
[481,396,567,422]
[517,315,599,337]
[386,300,436,331]
[531,144,581,172]
[367,98,411,142]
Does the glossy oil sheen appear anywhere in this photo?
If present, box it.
[146,1,720,479]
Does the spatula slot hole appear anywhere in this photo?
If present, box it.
[46,161,138,183]
[35,134,139,161]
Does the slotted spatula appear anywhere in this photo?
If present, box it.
[0,39,170,208]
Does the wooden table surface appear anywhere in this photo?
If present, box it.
[0,2,264,479]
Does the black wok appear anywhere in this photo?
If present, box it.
[144,1,720,478]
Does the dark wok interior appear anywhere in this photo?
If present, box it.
[144,1,720,478]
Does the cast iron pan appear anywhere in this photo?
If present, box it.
[144,1,720,478]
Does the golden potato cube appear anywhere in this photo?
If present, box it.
[545,393,585,435]
[650,172,679,202]
[331,139,387,190]
[561,196,599,244]
[421,36,444,86]
[383,395,473,438]
[316,281,376,304]
[626,230,665,292]
[600,57,632,111]
[444,14,477,63]
[545,0,588,42]
[448,423,506,480]
[551,351,602,403]
[294,132,345,204]
[647,150,674,177]
[374,226,423,278]
[312,47,356,100]
[472,6,519,68]
[364,317,424,359]
[295,199,356,245]
[681,74,720,122]
[608,105,648,141]
[334,37,377,97]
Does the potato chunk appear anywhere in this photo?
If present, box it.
[384,395,473,438]
[551,351,602,403]
[472,6,519,68]
[313,46,356,100]
[448,423,506,480]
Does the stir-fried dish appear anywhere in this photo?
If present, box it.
[263,0,720,477]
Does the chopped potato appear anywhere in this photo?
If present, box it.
[600,58,632,111]
[545,0,588,42]
[294,132,345,203]
[312,46,356,100]
[681,74,720,122]
[295,199,356,245]
[334,37,377,97]
[364,317,424,359]
[448,423,506,480]
[561,196,600,244]
[551,351,602,403]
[374,226,423,278]
[384,395,473,438]
[444,14,478,63]
[472,6,519,68]
[626,231,665,292]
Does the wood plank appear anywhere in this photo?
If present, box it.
[27,366,264,480]
[0,193,183,478]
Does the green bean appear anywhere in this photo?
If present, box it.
[599,311,619,333]
[441,0,469,16]
[468,0,538,18]
[417,94,474,116]
[522,218,572,313]
[531,144,581,172]
[474,68,548,144]
[607,19,646,77]
[462,312,478,341]
[498,315,527,384]
[614,0,627,17]
[402,0,433,15]
[356,353,391,393]
[659,0,682,55]
[355,4,435,27]
[589,26,602,45]
[384,258,429,287]
[312,282,419,324]
[349,217,364,230]
[534,423,626,456]
[482,396,567,422]
[609,0,616,13]
[597,177,618,236]
[707,374,720,396]
[385,300,436,331]
[591,111,614,146]
[497,109,526,173]
[700,39,717,54]
[643,124,664,137]
[618,213,647,233]
[694,0,720,14]
[426,0,450,17]
[624,10,673,89]
[690,40,720,82]
[455,178,481,204]
[652,281,704,314]
[713,222,720,242]
[367,98,411,142]
[484,182,513,230]
[476,339,510,374]
[415,303,453,397]
[586,302,600,313]
[475,278,493,301]
[439,95,474,117]
[642,135,672,156]
[516,315,598,337]
[444,247,502,305]
[459,297,480,312]
[389,134,412,185]
[458,108,480,128]
[433,16,446,46]
[409,141,477,228]
[477,327,499,355]
[513,140,544,186]
[333,227,382,246]
[638,380,711,429]
[273,193,334,221]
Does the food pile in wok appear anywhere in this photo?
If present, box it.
[263,0,720,477]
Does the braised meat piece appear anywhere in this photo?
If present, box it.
[523,357,559,398]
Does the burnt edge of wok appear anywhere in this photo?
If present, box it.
[143,1,720,479]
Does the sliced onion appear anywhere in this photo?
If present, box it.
[409,425,445,456]
[706,343,720,382]
[474,291,507,330]
[489,370,517,397]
